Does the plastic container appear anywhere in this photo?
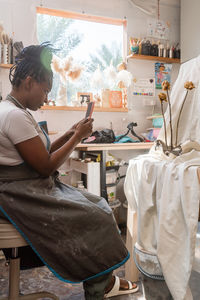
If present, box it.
[152,128,161,139]
[134,243,164,280]
[152,117,163,128]
[106,169,118,185]
[107,184,117,202]
[141,40,151,55]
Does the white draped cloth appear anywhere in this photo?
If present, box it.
[124,55,200,300]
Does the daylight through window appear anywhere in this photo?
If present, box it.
[36,7,126,107]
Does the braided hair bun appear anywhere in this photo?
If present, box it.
[9,42,54,87]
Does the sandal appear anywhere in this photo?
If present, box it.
[104,275,139,298]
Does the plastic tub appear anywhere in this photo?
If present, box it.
[152,117,163,128]
[106,170,118,185]
[107,184,117,202]
[134,243,164,280]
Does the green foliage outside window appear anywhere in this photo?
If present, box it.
[37,13,123,105]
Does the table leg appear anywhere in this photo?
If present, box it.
[100,150,108,201]
[125,205,139,282]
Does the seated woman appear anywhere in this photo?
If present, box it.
[0,43,138,299]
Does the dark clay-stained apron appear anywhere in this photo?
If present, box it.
[0,164,129,283]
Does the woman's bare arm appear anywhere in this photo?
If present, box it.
[50,119,86,153]
[15,118,93,176]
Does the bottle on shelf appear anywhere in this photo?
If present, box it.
[174,43,180,59]
[141,38,151,55]
[158,42,164,57]
[169,46,173,58]
[166,43,170,58]
[163,46,167,58]
[150,39,158,56]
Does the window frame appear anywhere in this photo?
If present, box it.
[36,6,127,62]
[36,6,128,111]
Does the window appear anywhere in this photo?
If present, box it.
[36,7,127,107]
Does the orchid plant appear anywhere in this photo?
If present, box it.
[157,80,195,156]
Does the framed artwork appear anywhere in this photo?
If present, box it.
[132,78,155,96]
[77,92,93,105]
[109,91,122,108]
[155,63,172,89]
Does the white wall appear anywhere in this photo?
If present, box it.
[181,0,200,63]
[0,0,180,137]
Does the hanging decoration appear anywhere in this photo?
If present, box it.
[147,0,170,40]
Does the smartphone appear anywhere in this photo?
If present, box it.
[85,101,95,119]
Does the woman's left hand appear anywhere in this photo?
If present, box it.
[67,119,87,137]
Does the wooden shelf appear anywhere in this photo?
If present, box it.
[48,131,58,135]
[40,106,128,112]
[146,115,163,120]
[0,64,13,69]
[127,54,180,64]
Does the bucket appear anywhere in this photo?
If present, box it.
[133,243,164,280]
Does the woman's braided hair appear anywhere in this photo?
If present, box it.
[9,42,54,87]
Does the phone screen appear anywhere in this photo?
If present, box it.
[85,102,95,119]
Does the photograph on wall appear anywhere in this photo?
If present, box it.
[77,92,93,105]
[155,63,172,89]
[132,78,155,96]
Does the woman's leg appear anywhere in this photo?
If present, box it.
[83,272,112,300]
[83,272,138,299]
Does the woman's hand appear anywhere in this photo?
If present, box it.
[50,118,93,153]
[74,118,93,140]
[67,118,87,137]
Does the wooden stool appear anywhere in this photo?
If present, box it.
[0,217,59,300]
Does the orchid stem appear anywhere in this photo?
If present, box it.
[175,90,188,147]
[161,102,168,149]
[167,90,173,151]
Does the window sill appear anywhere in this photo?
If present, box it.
[40,106,128,112]
[0,64,13,69]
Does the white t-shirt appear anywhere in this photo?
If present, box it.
[0,100,48,166]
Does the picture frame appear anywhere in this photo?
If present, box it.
[132,78,155,96]
[109,91,122,108]
[77,92,93,105]
[155,63,172,89]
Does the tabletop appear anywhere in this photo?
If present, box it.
[75,142,154,151]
